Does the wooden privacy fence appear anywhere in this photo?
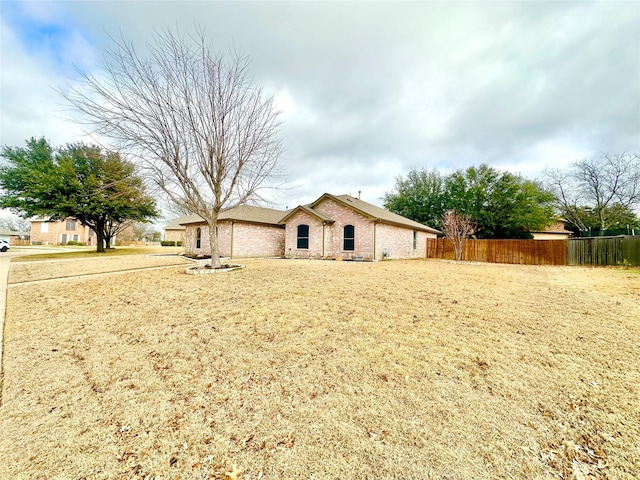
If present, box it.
[426,237,640,266]
[567,237,640,266]
[426,239,567,265]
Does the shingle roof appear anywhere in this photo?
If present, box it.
[179,205,287,226]
[164,215,190,231]
[313,194,441,234]
[278,204,335,224]
[0,229,29,236]
[175,195,440,234]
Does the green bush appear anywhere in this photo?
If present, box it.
[176,241,182,246]
[63,240,85,246]
[161,240,176,246]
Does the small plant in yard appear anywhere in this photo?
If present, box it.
[441,209,475,261]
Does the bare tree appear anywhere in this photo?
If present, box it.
[546,152,640,232]
[0,214,31,232]
[164,200,193,220]
[441,210,474,262]
[130,221,154,241]
[60,27,282,267]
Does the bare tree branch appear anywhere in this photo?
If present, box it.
[59,27,283,266]
[545,152,640,232]
[441,210,474,262]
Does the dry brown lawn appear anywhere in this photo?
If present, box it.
[0,258,638,479]
[8,253,191,284]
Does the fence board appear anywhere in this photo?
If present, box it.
[426,237,640,266]
[568,237,640,266]
[426,239,567,265]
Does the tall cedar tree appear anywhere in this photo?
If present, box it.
[0,138,158,252]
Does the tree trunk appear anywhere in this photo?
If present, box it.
[96,229,105,253]
[207,220,221,268]
[599,208,607,232]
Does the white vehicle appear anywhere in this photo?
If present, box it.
[0,239,9,252]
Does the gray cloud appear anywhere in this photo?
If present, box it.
[1,1,638,208]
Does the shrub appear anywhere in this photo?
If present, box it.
[161,240,176,246]
[176,241,182,246]
[66,240,85,246]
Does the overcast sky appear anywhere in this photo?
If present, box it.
[1,1,639,214]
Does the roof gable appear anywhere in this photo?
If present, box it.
[279,204,334,224]
[311,193,440,234]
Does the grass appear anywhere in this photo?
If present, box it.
[0,258,638,479]
[10,245,183,262]
[8,253,191,284]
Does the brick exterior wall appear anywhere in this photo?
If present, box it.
[284,197,436,260]
[164,229,185,243]
[283,210,326,258]
[30,219,97,245]
[375,223,432,259]
[315,197,375,259]
[184,221,284,258]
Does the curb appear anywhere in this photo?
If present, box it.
[0,257,11,406]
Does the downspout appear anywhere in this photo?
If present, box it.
[230,221,235,259]
[373,221,377,260]
[322,222,326,257]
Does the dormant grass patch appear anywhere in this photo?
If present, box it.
[0,259,638,479]
[8,253,190,284]
[10,246,183,263]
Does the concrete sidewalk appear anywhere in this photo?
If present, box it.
[0,256,10,404]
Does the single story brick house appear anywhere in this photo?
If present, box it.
[30,217,97,245]
[281,193,439,260]
[180,205,286,258]
[181,194,439,260]
[163,216,187,243]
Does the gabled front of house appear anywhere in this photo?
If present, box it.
[281,194,440,261]
[179,194,440,260]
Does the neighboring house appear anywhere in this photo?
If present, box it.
[0,229,30,245]
[531,219,573,240]
[164,216,188,243]
[281,193,439,260]
[30,218,97,245]
[180,193,440,261]
[181,205,287,258]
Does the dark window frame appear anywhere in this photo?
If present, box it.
[343,224,355,251]
[413,231,417,250]
[196,227,202,249]
[66,219,77,231]
[297,224,309,249]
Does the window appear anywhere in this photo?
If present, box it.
[66,219,77,231]
[41,222,49,233]
[73,235,79,242]
[343,225,355,251]
[413,231,417,250]
[196,227,202,249]
[61,234,68,244]
[297,224,309,249]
